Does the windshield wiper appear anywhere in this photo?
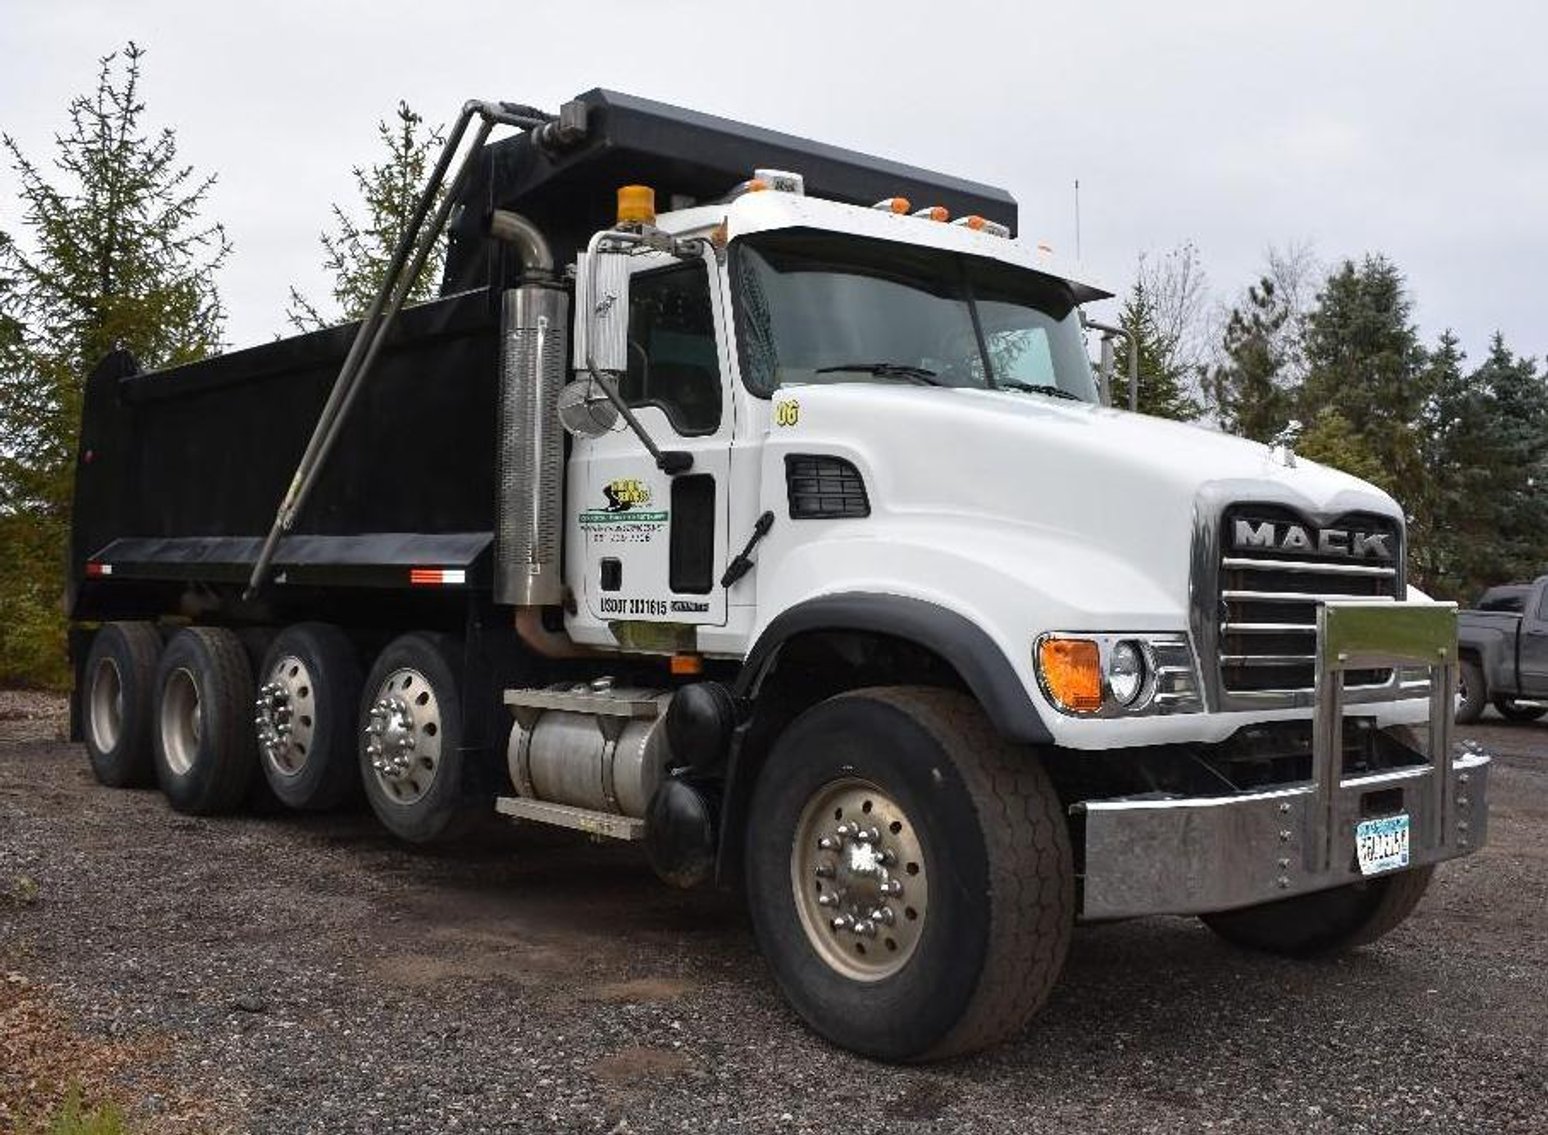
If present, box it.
[815,362,943,386]
[994,380,1082,401]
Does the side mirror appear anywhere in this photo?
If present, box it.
[556,378,621,439]
[576,249,630,374]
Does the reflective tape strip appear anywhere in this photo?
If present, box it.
[409,568,466,586]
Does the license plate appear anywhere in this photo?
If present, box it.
[1355,814,1410,876]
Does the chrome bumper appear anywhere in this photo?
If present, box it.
[1079,601,1489,920]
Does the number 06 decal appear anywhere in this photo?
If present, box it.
[774,400,801,427]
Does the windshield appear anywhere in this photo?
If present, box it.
[732,229,1098,403]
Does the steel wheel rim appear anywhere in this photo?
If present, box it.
[88,656,124,753]
[791,777,929,982]
[160,667,201,777]
[363,668,442,805]
[257,654,316,777]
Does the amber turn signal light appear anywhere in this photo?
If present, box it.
[1037,637,1103,712]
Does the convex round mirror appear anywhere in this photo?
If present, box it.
[557,378,621,439]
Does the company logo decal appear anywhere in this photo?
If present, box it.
[581,478,667,529]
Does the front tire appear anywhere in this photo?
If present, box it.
[358,633,477,844]
[744,687,1074,1062]
[82,622,162,788]
[1201,866,1435,957]
[152,627,259,814]
[1456,659,1486,724]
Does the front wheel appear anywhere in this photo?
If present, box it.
[1201,866,1435,957]
[744,687,1074,1062]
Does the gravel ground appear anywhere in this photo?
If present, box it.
[1,696,1545,1134]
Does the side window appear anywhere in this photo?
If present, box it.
[622,264,722,435]
[1539,587,1548,622]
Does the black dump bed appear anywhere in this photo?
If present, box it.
[69,292,499,618]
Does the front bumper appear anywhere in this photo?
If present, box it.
[1078,601,1489,920]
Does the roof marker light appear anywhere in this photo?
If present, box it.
[913,205,949,222]
[952,215,1011,238]
[873,196,911,214]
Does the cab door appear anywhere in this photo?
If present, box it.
[571,253,732,639]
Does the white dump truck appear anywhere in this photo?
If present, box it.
[68,90,1487,1060]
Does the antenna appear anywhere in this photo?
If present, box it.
[1074,178,1082,261]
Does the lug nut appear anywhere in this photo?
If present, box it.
[817,836,837,851]
[880,880,903,897]
[817,893,836,908]
[814,864,835,879]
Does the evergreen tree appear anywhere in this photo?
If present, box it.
[287,102,444,331]
[1296,256,1427,498]
[1470,335,1548,586]
[1209,276,1292,443]
[1115,269,1200,421]
[1408,331,1482,596]
[0,43,228,685]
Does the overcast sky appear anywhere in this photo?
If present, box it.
[2,0,1543,368]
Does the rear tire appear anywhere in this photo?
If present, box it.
[256,623,363,810]
[1456,659,1486,725]
[1492,696,1546,723]
[358,633,477,844]
[1201,866,1435,957]
[152,627,259,815]
[82,622,162,788]
[744,687,1074,1061]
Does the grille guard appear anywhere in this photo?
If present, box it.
[1078,600,1488,921]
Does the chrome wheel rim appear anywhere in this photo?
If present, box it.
[88,657,124,753]
[256,655,316,777]
[363,668,442,805]
[160,668,201,777]
[791,777,929,982]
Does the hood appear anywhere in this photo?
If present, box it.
[769,383,1403,610]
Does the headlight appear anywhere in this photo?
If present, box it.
[1034,633,1200,717]
[1107,641,1147,707]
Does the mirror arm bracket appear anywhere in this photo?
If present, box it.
[579,229,713,476]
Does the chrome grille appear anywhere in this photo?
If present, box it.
[1216,507,1402,697]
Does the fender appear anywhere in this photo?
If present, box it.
[734,592,1053,745]
[714,592,1052,885]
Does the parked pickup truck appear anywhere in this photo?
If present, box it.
[1457,576,1548,723]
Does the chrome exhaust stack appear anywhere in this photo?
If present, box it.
[493,210,567,608]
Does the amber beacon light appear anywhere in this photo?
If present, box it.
[617,184,656,225]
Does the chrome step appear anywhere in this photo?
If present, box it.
[495,796,644,840]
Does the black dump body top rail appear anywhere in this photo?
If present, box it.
[441,88,1018,295]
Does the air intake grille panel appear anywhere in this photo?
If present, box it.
[785,454,870,520]
[1215,506,1402,696]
